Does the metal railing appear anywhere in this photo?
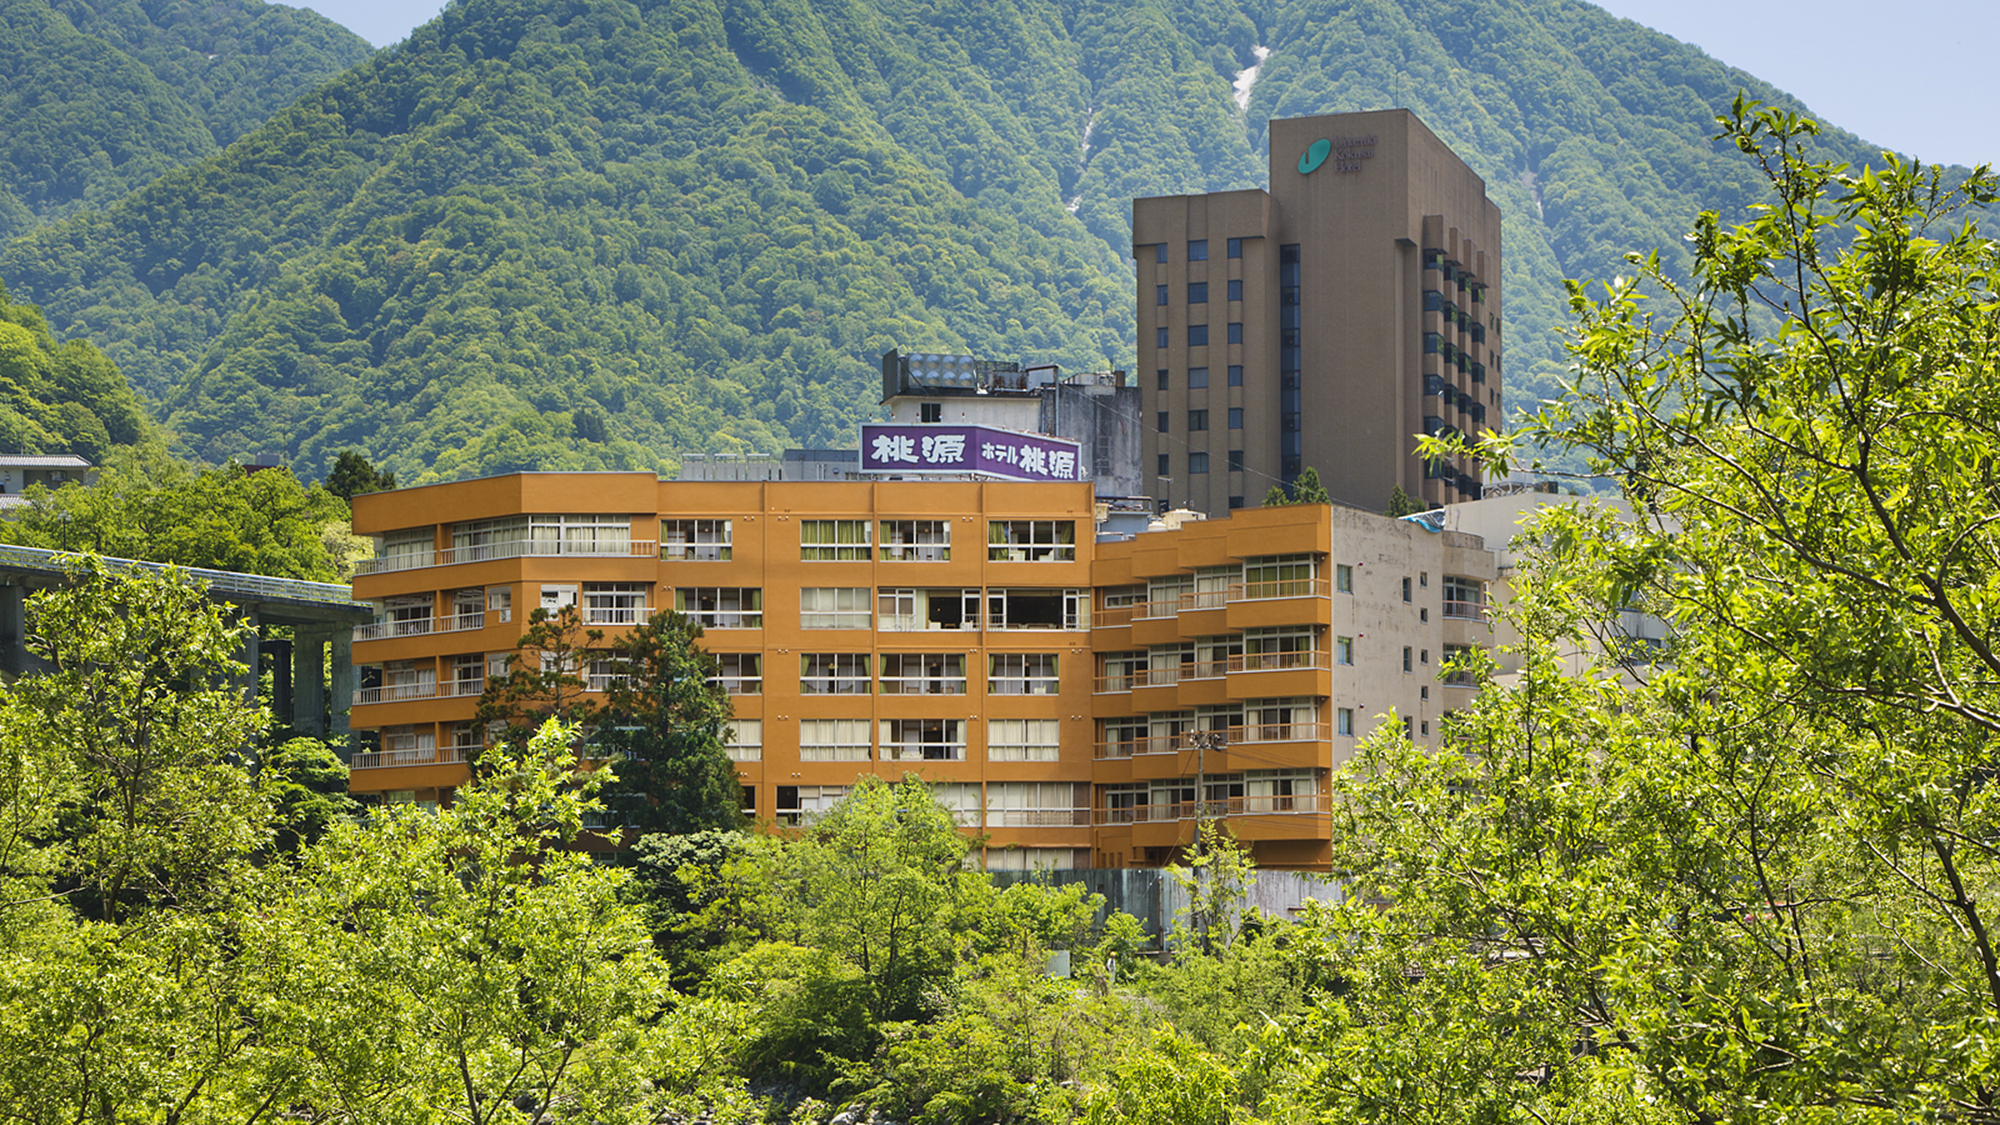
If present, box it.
[878,675,967,695]
[583,605,652,626]
[352,681,438,705]
[985,809,1091,828]
[682,611,763,629]
[1234,577,1331,601]
[987,676,1061,696]
[882,743,968,762]
[1094,722,1326,759]
[1096,794,1329,824]
[1443,599,1485,620]
[1093,604,1138,628]
[1134,588,1230,620]
[355,539,658,575]
[1228,649,1331,673]
[0,544,364,608]
[350,746,473,770]
[353,610,486,642]
[709,675,762,695]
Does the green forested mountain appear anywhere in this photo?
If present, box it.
[0,0,1981,481]
[0,278,145,456]
[0,0,369,242]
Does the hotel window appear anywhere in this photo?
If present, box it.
[1228,408,1242,429]
[1188,410,1208,432]
[1156,369,1168,390]
[582,582,648,625]
[1244,554,1316,598]
[986,588,1087,630]
[1188,324,1208,347]
[487,585,511,623]
[726,719,761,762]
[711,653,761,694]
[1157,411,1169,433]
[585,655,631,693]
[675,587,762,629]
[931,783,984,828]
[660,519,730,561]
[1336,636,1354,665]
[1189,452,1209,474]
[1228,496,1243,509]
[1158,453,1170,478]
[1402,576,1413,602]
[1403,646,1414,673]
[877,587,980,631]
[988,520,1076,562]
[880,652,966,694]
[799,719,871,762]
[1156,284,1168,305]
[776,784,849,826]
[1227,279,1242,301]
[801,653,871,694]
[1188,366,1208,388]
[988,719,1061,762]
[448,654,485,698]
[1157,327,1169,348]
[1336,564,1353,593]
[378,527,434,571]
[1338,709,1354,736]
[880,519,950,561]
[1156,244,1167,263]
[986,781,1086,825]
[449,721,482,755]
[1228,365,1242,386]
[800,587,871,629]
[989,653,1060,695]
[800,519,870,560]
[383,724,435,763]
[881,718,965,762]
[1188,282,1208,304]
[1227,322,1243,344]
[1226,237,1242,258]
[1188,239,1208,261]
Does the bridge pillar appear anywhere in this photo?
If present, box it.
[0,582,25,677]
[293,629,328,738]
[330,631,355,741]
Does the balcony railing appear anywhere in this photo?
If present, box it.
[583,605,652,626]
[1228,649,1331,673]
[1094,721,1326,759]
[1232,577,1332,601]
[1095,794,1329,824]
[1443,600,1485,620]
[352,681,438,705]
[350,746,473,770]
[355,539,658,575]
[882,743,968,762]
[1094,659,1236,694]
[985,809,1092,828]
[1134,588,1230,620]
[353,610,486,643]
[710,675,762,695]
[443,678,486,698]
[1093,604,1138,628]
[878,676,967,695]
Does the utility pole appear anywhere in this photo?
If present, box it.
[1187,727,1228,953]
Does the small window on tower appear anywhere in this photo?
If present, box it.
[1227,237,1242,259]
[920,402,942,423]
[1188,240,1208,261]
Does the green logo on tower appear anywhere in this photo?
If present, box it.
[1298,139,1331,174]
[1299,135,1377,175]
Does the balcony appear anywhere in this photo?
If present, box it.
[350,746,473,770]
[353,610,487,643]
[1231,578,1330,602]
[583,605,652,626]
[355,539,658,575]
[1229,649,1331,673]
[882,743,968,762]
[1094,721,1324,760]
[985,809,1092,828]
[1134,588,1230,620]
[1096,793,1329,824]
[352,681,439,705]
[1443,600,1485,620]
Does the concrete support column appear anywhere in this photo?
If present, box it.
[293,629,328,738]
[266,637,293,730]
[0,583,25,678]
[233,606,261,698]
[330,631,355,741]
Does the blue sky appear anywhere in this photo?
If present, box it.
[294,0,1996,168]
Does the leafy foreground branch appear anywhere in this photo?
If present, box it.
[1338,101,2000,1123]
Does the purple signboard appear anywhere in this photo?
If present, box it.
[859,423,1083,483]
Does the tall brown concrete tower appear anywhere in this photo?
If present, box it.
[1133,109,1503,516]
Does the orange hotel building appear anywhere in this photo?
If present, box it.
[347,473,1497,871]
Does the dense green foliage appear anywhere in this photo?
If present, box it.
[596,610,746,836]
[0,446,355,579]
[0,278,144,456]
[323,446,395,500]
[5,0,1983,480]
[0,0,368,242]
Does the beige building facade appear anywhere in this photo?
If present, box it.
[1133,109,1504,517]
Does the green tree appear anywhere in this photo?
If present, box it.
[322,448,396,501]
[1302,102,2000,1123]
[473,604,603,756]
[260,735,358,854]
[596,610,744,837]
[1287,466,1329,505]
[1385,483,1421,516]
